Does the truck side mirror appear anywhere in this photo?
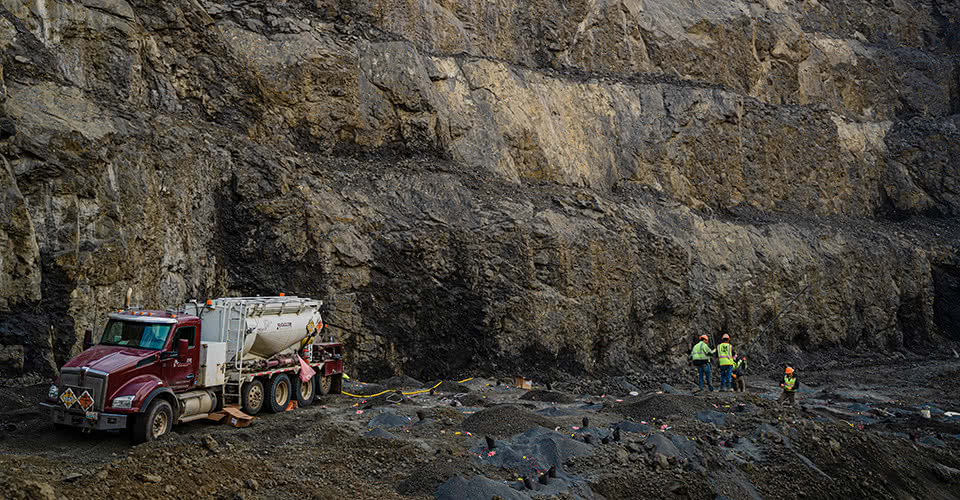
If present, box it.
[177,339,189,363]
[83,329,93,350]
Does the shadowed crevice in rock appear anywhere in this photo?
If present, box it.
[930,0,960,56]
[360,233,496,381]
[933,265,960,341]
[883,117,960,218]
[0,259,73,378]
[952,60,960,116]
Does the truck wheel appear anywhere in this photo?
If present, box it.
[266,374,292,413]
[317,373,343,395]
[317,372,332,395]
[293,375,315,407]
[131,399,173,444]
[241,379,265,416]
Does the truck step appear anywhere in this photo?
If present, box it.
[179,413,209,423]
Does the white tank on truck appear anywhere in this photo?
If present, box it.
[185,296,323,361]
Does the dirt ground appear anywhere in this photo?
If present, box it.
[2,352,960,500]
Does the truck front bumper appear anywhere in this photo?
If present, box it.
[40,402,129,431]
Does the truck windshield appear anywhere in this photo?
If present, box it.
[99,320,172,350]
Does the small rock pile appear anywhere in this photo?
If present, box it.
[462,405,558,437]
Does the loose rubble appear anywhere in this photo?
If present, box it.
[2,356,960,499]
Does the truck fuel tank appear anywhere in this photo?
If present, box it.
[176,389,218,421]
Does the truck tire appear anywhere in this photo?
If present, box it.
[317,372,343,395]
[131,399,173,444]
[317,372,332,395]
[293,374,315,407]
[266,374,292,413]
[241,379,265,416]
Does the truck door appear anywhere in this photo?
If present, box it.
[164,326,199,392]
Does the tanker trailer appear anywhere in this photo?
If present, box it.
[184,296,345,416]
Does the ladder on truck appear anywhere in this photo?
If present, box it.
[222,300,248,406]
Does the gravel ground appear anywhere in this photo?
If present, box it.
[604,393,712,422]
[1,357,960,499]
[519,390,576,404]
[378,376,425,389]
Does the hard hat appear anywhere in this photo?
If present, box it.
[699,335,708,341]
[722,334,730,341]
[785,366,794,374]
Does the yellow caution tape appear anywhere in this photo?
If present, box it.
[340,377,473,398]
[342,389,392,398]
[400,381,445,396]
[342,381,444,398]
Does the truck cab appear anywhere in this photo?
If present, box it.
[41,309,201,441]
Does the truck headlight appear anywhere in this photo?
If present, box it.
[111,395,135,409]
[48,385,58,399]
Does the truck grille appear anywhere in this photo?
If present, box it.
[59,368,108,412]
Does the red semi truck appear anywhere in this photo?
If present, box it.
[40,296,343,443]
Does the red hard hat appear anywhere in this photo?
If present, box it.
[785,366,794,374]
[699,335,708,342]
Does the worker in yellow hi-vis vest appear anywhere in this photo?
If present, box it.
[716,334,734,391]
[690,335,715,392]
[779,367,799,405]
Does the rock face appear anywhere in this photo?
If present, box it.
[0,0,957,380]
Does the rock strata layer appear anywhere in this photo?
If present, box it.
[0,0,957,379]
